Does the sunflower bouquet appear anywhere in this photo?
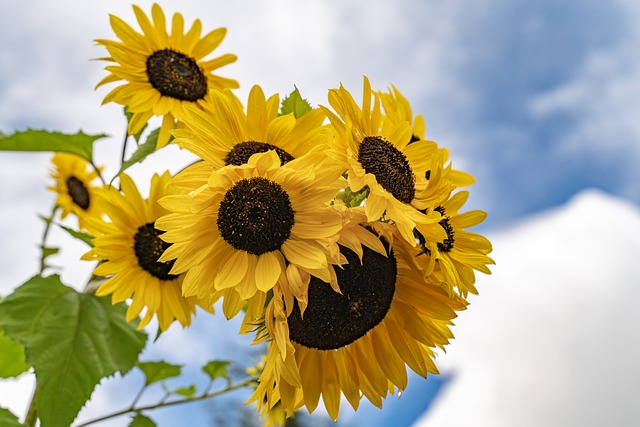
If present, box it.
[0,4,493,427]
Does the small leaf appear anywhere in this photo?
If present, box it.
[128,413,156,427]
[173,384,197,398]
[201,360,231,382]
[137,361,182,386]
[280,87,313,118]
[0,407,26,427]
[58,224,94,247]
[0,275,147,427]
[0,129,107,162]
[40,246,59,260]
[0,327,29,378]
[111,128,165,184]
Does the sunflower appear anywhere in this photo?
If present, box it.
[379,84,426,144]
[321,76,446,245]
[378,84,476,193]
[48,152,103,229]
[81,172,212,330]
[414,190,494,298]
[155,150,345,310]
[247,223,467,421]
[95,3,239,148]
[171,85,328,169]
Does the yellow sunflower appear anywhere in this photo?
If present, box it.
[415,190,494,298]
[155,150,345,310]
[378,84,476,193]
[48,152,103,229]
[379,84,426,144]
[321,76,446,245]
[172,85,328,168]
[81,172,212,330]
[95,3,239,148]
[247,223,467,421]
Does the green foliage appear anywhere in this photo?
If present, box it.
[137,361,182,386]
[0,327,29,378]
[128,413,156,427]
[39,246,60,271]
[111,128,166,184]
[0,130,106,162]
[0,275,147,427]
[58,224,94,247]
[40,246,60,259]
[172,384,197,398]
[0,407,26,427]
[202,360,231,383]
[280,87,313,118]
[337,185,370,208]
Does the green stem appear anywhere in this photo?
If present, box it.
[39,204,60,275]
[120,129,129,170]
[24,382,40,427]
[89,159,106,185]
[73,376,258,427]
[129,384,147,409]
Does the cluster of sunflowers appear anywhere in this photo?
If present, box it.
[47,4,493,424]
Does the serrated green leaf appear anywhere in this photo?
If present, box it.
[58,224,94,247]
[201,360,231,382]
[280,87,313,118]
[0,275,147,427]
[173,384,197,398]
[0,130,107,162]
[110,128,163,184]
[0,407,26,427]
[0,327,29,378]
[137,361,182,386]
[128,413,156,427]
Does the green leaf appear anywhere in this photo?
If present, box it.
[58,224,94,247]
[137,361,182,386]
[0,407,26,427]
[0,130,107,162]
[173,384,197,398]
[280,87,313,118]
[0,275,147,427]
[111,128,163,184]
[40,246,59,260]
[128,413,156,427]
[201,360,231,383]
[0,327,29,378]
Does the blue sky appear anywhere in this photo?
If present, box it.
[1,0,640,426]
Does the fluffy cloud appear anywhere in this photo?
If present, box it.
[415,189,640,427]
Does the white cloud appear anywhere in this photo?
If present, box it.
[415,189,640,427]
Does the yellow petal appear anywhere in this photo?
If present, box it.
[255,251,283,292]
[214,249,249,290]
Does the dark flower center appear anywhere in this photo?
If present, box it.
[146,49,207,102]
[357,136,415,203]
[133,222,178,280]
[217,177,295,255]
[434,206,455,252]
[66,176,90,210]
[287,233,397,350]
[414,205,455,255]
[224,141,295,166]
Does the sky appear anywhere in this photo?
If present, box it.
[1,0,640,426]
